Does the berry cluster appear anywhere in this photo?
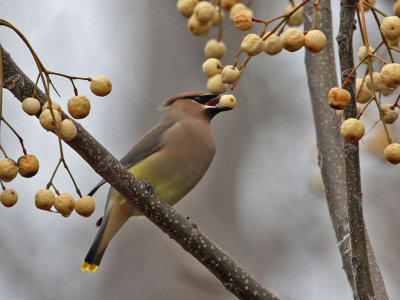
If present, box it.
[177,0,326,100]
[329,3,400,164]
[35,189,95,218]
[2,74,112,217]
[0,155,38,207]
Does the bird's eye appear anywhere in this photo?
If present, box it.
[194,96,201,102]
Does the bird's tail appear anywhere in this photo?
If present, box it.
[81,212,110,272]
[81,197,132,272]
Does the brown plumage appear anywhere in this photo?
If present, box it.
[82,92,232,272]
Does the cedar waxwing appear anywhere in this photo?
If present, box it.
[81,92,234,272]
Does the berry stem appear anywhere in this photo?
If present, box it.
[217,0,223,42]
[369,9,394,63]
[312,0,321,30]
[393,93,400,108]
[363,1,387,17]
[62,158,83,198]
[341,58,365,89]
[47,159,62,190]
[46,71,92,82]
[358,0,392,144]
[0,144,7,158]
[0,180,5,191]
[1,117,27,155]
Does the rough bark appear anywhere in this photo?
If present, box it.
[304,0,388,299]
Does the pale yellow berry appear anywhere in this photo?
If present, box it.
[194,1,215,23]
[35,189,55,210]
[381,85,395,96]
[304,30,326,53]
[177,0,198,18]
[381,104,399,124]
[355,78,373,104]
[328,87,351,110]
[54,193,75,217]
[388,37,400,47]
[282,28,305,52]
[187,14,211,36]
[384,143,400,164]
[90,76,112,97]
[380,63,400,88]
[202,58,222,77]
[221,0,241,11]
[284,4,303,26]
[219,94,237,109]
[204,39,226,59]
[22,97,41,116]
[221,65,240,84]
[341,118,365,142]
[364,72,386,92]
[75,196,95,217]
[68,95,91,119]
[233,10,253,31]
[229,3,249,21]
[207,74,227,94]
[395,1,400,18]
[357,46,375,63]
[263,32,283,55]
[58,119,78,141]
[0,189,18,207]
[17,155,39,178]
[380,16,400,41]
[42,101,62,114]
[39,109,62,131]
[211,6,225,26]
[241,33,265,56]
[0,158,19,182]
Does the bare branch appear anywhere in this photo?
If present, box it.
[304,1,388,299]
[338,1,386,299]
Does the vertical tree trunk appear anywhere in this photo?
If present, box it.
[304,1,388,298]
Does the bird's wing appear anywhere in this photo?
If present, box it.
[87,120,175,197]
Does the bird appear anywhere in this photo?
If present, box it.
[81,92,235,272]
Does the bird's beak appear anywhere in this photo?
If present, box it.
[204,94,221,107]
[205,94,233,112]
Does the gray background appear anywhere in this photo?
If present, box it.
[1,1,399,299]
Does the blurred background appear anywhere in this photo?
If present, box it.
[1,1,399,299]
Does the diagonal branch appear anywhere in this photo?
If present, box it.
[0,44,278,300]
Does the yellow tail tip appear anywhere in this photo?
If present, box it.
[81,261,99,272]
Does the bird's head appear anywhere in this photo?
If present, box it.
[160,92,236,119]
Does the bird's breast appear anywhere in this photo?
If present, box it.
[129,120,216,206]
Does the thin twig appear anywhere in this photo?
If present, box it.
[1,117,27,155]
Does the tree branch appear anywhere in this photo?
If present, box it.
[0,43,279,300]
[304,1,387,299]
[337,1,386,299]
[304,0,355,293]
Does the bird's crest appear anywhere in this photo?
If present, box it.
[159,92,204,110]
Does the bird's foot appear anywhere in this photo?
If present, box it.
[143,181,154,198]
